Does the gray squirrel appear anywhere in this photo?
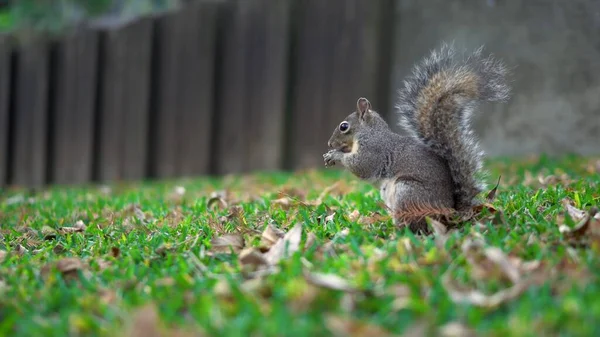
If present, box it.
[323,44,510,232]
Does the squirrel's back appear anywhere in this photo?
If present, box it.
[395,43,510,210]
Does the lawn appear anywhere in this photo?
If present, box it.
[1,155,599,336]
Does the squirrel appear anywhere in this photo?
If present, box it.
[323,44,510,233]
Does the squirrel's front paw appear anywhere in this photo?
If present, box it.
[323,150,340,168]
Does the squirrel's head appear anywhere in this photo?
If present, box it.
[327,97,387,152]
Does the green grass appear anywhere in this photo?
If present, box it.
[1,155,599,336]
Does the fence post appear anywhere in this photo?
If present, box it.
[95,16,153,183]
[0,35,11,187]
[11,36,50,187]
[213,0,292,175]
[50,29,99,185]
[150,1,220,179]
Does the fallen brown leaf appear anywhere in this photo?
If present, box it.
[129,304,162,337]
[238,247,269,268]
[263,223,302,265]
[271,197,294,210]
[442,238,542,308]
[261,223,285,249]
[14,244,28,255]
[99,288,119,305]
[304,232,319,251]
[41,225,57,240]
[486,176,501,202]
[348,210,361,222]
[325,314,393,337]
[439,322,475,337]
[59,220,87,235]
[207,190,230,210]
[559,207,600,240]
[53,244,67,254]
[209,233,245,255]
[111,247,121,258]
[304,271,359,293]
[41,257,87,282]
[361,212,391,225]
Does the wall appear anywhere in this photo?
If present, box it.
[390,0,600,156]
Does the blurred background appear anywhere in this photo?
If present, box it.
[0,0,598,188]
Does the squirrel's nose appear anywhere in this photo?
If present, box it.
[328,140,334,148]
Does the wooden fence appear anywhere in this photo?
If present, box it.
[0,0,395,188]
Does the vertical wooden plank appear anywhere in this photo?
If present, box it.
[213,0,248,175]
[51,29,99,185]
[214,0,291,174]
[177,1,219,177]
[288,0,336,170]
[97,23,126,182]
[152,1,219,179]
[96,17,152,182]
[121,17,152,180]
[327,0,383,127]
[288,0,387,170]
[150,10,182,179]
[0,36,11,186]
[11,38,49,187]
[245,0,291,172]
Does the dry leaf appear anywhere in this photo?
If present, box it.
[129,304,162,337]
[41,226,57,240]
[442,238,541,308]
[59,220,87,235]
[209,234,245,255]
[261,223,285,248]
[169,186,186,203]
[271,197,293,210]
[562,199,587,220]
[263,223,302,265]
[14,244,28,255]
[95,258,112,271]
[325,314,393,337]
[304,232,319,251]
[442,276,530,309]
[111,247,121,258]
[99,288,118,305]
[53,244,67,254]
[304,271,358,293]
[427,217,450,246]
[41,257,86,282]
[207,190,230,210]
[357,212,391,225]
[427,217,448,236]
[0,250,6,263]
[348,210,361,222]
[238,248,269,268]
[486,176,501,202]
[559,207,599,239]
[439,322,475,337]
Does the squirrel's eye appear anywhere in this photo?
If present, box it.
[339,122,349,132]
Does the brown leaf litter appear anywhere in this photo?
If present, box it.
[442,237,545,309]
[209,234,245,255]
[41,257,88,283]
[556,200,600,248]
[324,314,394,337]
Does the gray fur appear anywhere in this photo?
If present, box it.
[395,43,510,210]
[323,44,510,231]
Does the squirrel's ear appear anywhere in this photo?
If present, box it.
[357,97,372,120]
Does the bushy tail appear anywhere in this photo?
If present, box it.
[395,43,510,210]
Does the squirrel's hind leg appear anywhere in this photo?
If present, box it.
[383,180,454,234]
